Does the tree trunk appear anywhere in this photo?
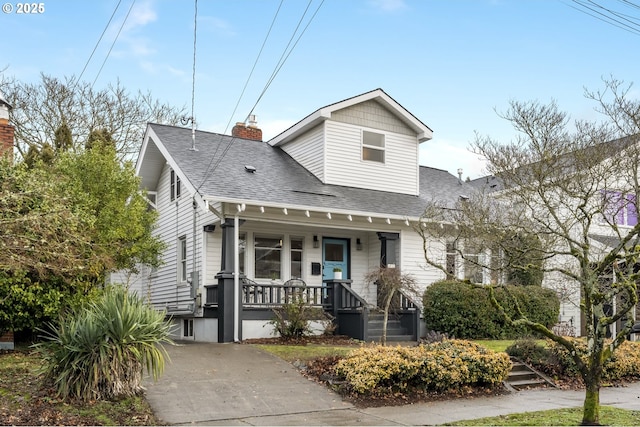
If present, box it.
[582,377,600,425]
[381,291,394,346]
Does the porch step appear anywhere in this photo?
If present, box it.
[504,358,555,391]
[366,313,413,342]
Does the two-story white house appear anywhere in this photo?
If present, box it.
[130,88,481,342]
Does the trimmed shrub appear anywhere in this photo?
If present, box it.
[335,339,511,394]
[508,338,640,382]
[33,285,173,401]
[422,280,560,339]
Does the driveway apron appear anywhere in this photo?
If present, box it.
[144,342,352,425]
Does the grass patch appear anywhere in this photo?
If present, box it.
[448,406,640,426]
[256,344,355,361]
[0,350,161,425]
[473,340,515,352]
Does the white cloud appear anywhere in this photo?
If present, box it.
[198,16,236,37]
[124,0,157,33]
[369,0,408,13]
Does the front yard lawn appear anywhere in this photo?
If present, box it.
[0,350,162,426]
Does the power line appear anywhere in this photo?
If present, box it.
[195,0,325,194]
[566,0,640,36]
[92,0,137,88]
[76,0,123,86]
[247,0,325,121]
[195,0,286,193]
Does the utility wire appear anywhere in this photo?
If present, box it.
[93,0,137,88]
[196,0,325,193]
[190,0,198,125]
[77,0,122,86]
[246,0,325,121]
[223,0,284,136]
[566,0,640,36]
[195,0,285,192]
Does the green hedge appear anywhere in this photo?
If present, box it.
[422,280,560,339]
[335,340,511,394]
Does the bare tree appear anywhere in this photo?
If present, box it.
[417,77,640,425]
[364,267,418,346]
[0,73,186,160]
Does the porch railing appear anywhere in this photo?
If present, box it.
[242,278,329,308]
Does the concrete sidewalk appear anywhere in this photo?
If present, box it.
[144,342,640,426]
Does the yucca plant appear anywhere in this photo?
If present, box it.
[33,285,173,401]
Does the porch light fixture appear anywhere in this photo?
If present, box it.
[347,214,352,221]
[313,235,319,248]
[283,208,288,215]
[259,206,265,213]
[385,218,391,225]
[326,212,332,219]
[305,210,310,217]
[367,216,372,223]
[356,238,363,251]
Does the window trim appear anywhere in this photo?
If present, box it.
[254,235,283,280]
[361,130,385,164]
[290,237,304,279]
[170,169,182,201]
[602,190,638,227]
[178,236,187,283]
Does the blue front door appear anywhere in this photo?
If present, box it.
[322,238,348,281]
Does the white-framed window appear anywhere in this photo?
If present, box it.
[178,236,187,282]
[183,319,193,337]
[290,238,304,278]
[445,241,457,279]
[362,130,385,163]
[255,235,282,279]
[170,169,181,201]
[602,190,637,227]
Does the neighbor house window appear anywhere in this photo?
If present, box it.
[170,169,182,201]
[178,236,187,282]
[255,235,282,279]
[445,241,457,279]
[362,131,385,163]
[291,238,304,278]
[463,241,484,284]
[602,190,637,227]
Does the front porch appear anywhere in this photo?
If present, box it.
[203,277,420,342]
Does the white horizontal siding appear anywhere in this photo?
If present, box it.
[148,163,196,311]
[280,124,325,181]
[400,229,447,303]
[324,121,419,195]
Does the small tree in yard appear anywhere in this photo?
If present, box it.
[364,267,417,346]
[417,77,640,425]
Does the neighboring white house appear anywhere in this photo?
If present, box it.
[130,88,489,342]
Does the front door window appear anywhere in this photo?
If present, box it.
[322,238,348,281]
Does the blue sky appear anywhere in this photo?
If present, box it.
[1,0,639,179]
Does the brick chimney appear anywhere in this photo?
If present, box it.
[231,115,262,141]
[0,91,14,163]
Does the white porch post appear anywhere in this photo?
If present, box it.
[234,214,240,342]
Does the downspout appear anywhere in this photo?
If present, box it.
[234,213,240,342]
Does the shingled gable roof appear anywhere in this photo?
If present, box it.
[268,88,433,147]
[142,123,474,219]
[468,134,640,194]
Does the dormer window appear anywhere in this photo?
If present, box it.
[170,169,181,201]
[362,131,385,163]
